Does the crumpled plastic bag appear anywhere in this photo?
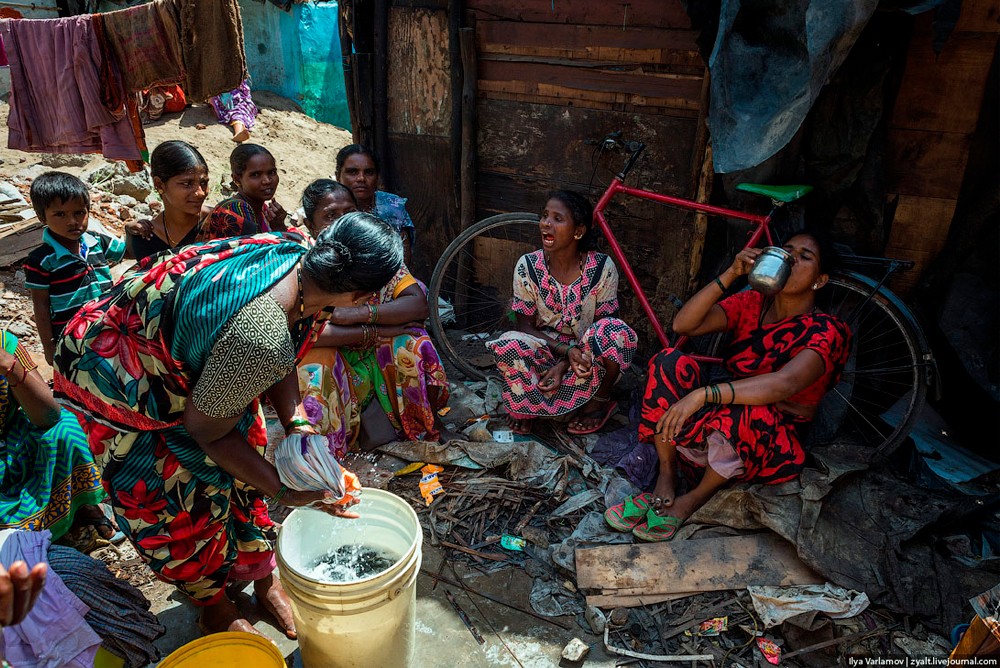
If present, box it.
[274,433,361,505]
[748,582,870,628]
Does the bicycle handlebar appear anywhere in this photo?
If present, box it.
[586,131,646,180]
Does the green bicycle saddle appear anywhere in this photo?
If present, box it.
[735,183,813,203]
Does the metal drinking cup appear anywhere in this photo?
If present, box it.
[748,246,793,295]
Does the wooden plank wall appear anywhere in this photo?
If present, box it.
[884,1,999,295]
[467,0,709,349]
[385,5,456,280]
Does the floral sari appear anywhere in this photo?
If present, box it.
[298,265,448,455]
[54,232,327,604]
[0,331,104,540]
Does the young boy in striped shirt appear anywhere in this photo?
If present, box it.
[24,172,125,365]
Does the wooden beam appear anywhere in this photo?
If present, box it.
[885,129,971,199]
[890,28,998,134]
[883,195,958,295]
[575,533,821,594]
[0,217,42,268]
[465,0,692,30]
[477,21,702,68]
[478,59,704,103]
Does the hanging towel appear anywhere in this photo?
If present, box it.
[0,16,141,161]
[179,0,248,101]
[92,0,185,94]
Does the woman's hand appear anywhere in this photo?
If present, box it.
[125,218,154,240]
[728,247,763,277]
[328,306,366,326]
[654,389,707,445]
[567,345,594,378]
[282,489,361,518]
[264,200,288,231]
[376,322,424,340]
[536,359,569,395]
[0,560,47,627]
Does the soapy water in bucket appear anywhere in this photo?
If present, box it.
[306,545,400,583]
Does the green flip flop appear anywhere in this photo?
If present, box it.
[604,493,654,532]
[632,509,683,542]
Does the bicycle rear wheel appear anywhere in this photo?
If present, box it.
[810,270,933,457]
[428,213,540,381]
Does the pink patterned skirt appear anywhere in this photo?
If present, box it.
[487,317,637,419]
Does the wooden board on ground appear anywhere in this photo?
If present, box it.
[585,591,697,608]
[576,533,822,596]
[0,217,42,268]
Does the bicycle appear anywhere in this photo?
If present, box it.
[428,132,937,458]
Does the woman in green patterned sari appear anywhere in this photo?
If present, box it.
[54,214,402,637]
[0,330,106,541]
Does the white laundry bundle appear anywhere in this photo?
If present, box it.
[274,433,361,505]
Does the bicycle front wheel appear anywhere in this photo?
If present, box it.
[811,271,933,458]
[428,213,540,382]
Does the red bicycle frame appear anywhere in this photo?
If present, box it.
[593,177,775,350]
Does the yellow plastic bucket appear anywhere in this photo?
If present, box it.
[276,489,422,668]
[157,632,284,668]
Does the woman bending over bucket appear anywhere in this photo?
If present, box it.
[54,215,402,637]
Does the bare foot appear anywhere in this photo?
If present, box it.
[254,573,297,639]
[567,397,616,434]
[651,467,677,509]
[199,597,261,636]
[73,504,116,540]
[230,120,250,143]
[656,492,699,521]
[508,416,533,435]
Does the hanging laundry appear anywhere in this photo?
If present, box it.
[178,0,249,101]
[0,16,142,162]
[92,0,185,94]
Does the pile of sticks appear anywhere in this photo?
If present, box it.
[392,471,556,566]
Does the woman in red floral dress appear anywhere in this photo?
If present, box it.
[606,232,851,542]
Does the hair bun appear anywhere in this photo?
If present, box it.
[331,240,352,263]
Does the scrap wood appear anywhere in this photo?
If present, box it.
[0,217,42,267]
[445,589,486,644]
[576,533,821,595]
[661,595,743,642]
[586,592,694,608]
[603,626,713,662]
[439,540,511,562]
[781,626,888,660]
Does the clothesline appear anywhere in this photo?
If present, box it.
[0,0,247,169]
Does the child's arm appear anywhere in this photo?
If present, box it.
[98,231,128,266]
[29,289,55,366]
